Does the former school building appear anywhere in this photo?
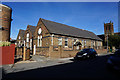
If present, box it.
[16,18,103,58]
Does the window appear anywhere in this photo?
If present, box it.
[40,35,42,47]
[91,41,94,48]
[26,33,29,42]
[38,35,42,47]
[37,36,40,47]
[74,39,77,45]
[84,40,86,46]
[24,40,25,46]
[76,46,79,50]
[30,39,32,50]
[38,28,42,34]
[19,36,21,39]
[19,41,20,47]
[51,34,54,45]
[26,33,29,48]
[65,38,68,47]
[58,37,62,45]
[82,40,84,47]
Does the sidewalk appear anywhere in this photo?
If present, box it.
[2,56,73,74]
[2,52,112,74]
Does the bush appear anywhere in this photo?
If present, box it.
[0,41,11,47]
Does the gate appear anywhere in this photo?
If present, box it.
[15,47,31,62]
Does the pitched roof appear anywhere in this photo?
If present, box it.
[41,18,102,41]
[19,29,25,38]
[27,25,36,36]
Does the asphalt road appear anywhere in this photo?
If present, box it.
[2,55,120,80]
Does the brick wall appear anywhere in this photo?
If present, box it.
[0,44,15,65]
[0,4,12,41]
[33,18,51,47]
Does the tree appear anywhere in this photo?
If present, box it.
[108,34,120,49]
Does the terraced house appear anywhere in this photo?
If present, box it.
[17,18,103,58]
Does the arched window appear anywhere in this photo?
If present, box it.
[19,36,21,39]
[37,28,42,47]
[26,33,29,42]
[37,35,42,47]
[40,35,42,47]
[38,28,42,35]
[37,36,40,47]
[26,33,29,48]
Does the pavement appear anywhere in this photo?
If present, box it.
[2,53,113,74]
[2,52,120,80]
[2,56,73,74]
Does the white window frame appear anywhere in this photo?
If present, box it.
[58,37,62,45]
[76,45,79,50]
[24,40,25,47]
[40,35,42,47]
[38,28,42,34]
[38,36,40,47]
[19,41,20,47]
[30,39,32,50]
[65,38,68,47]
[19,36,21,39]
[51,34,54,45]
[26,33,29,42]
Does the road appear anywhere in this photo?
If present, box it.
[2,55,120,80]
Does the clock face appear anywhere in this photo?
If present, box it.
[38,28,41,34]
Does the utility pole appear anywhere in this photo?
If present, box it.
[107,31,109,53]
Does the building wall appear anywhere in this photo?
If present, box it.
[35,32,103,57]
[0,4,12,41]
[16,31,24,47]
[24,27,33,48]
[33,18,51,48]
[50,34,102,50]
[17,18,103,58]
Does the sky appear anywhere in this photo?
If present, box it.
[2,2,119,39]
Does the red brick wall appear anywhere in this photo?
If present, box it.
[0,4,12,41]
[0,44,15,65]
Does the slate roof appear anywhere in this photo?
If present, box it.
[27,25,36,36]
[41,18,102,41]
[19,29,25,38]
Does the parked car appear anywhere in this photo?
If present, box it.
[74,48,98,60]
[107,49,120,71]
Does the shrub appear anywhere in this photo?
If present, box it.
[0,41,11,47]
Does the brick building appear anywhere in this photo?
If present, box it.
[16,29,25,47]
[0,4,12,41]
[17,18,103,58]
[24,25,36,50]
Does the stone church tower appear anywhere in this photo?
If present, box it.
[104,21,114,42]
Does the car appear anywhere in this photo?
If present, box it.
[74,48,98,60]
[107,49,120,71]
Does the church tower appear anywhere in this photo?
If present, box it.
[104,21,114,42]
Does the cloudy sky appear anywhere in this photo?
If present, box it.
[2,2,119,39]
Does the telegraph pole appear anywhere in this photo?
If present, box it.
[107,31,109,53]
